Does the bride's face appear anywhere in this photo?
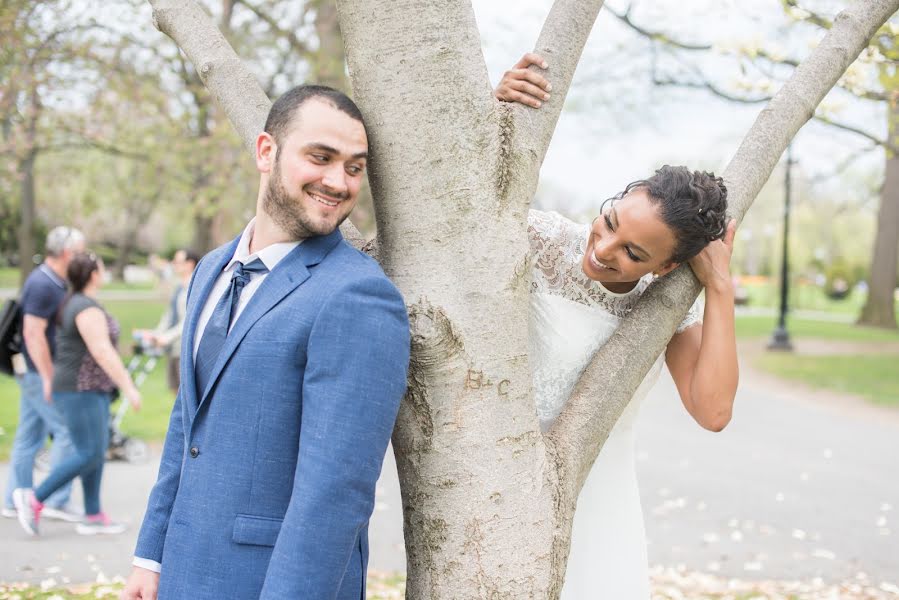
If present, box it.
[581,188,679,284]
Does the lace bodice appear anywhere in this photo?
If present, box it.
[528,209,701,429]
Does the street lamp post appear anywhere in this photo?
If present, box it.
[769,144,794,351]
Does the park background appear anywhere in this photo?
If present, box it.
[1,0,897,598]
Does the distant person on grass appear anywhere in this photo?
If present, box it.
[13,252,142,536]
[138,249,200,392]
[3,226,85,524]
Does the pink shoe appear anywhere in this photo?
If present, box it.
[76,512,126,535]
[12,488,42,536]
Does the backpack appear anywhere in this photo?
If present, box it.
[0,298,23,376]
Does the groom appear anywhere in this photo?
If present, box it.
[122,86,410,600]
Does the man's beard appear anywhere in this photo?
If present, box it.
[262,160,351,240]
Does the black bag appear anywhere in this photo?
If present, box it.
[0,298,23,376]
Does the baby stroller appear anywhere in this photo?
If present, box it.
[106,337,160,463]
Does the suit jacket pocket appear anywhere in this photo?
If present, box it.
[232,513,283,547]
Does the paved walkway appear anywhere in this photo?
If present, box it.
[1,348,896,588]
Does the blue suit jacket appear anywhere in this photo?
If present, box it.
[134,228,410,599]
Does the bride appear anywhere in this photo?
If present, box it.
[496,54,740,598]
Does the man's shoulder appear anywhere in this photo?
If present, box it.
[20,267,65,307]
[321,242,403,298]
[324,240,386,276]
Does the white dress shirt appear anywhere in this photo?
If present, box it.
[134,219,300,574]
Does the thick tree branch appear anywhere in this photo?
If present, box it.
[145,0,366,248]
[549,0,899,491]
[336,1,493,271]
[515,0,607,168]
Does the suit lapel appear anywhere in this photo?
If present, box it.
[181,238,239,416]
[194,228,345,415]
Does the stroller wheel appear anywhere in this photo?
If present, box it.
[123,438,149,464]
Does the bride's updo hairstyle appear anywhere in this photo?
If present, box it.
[618,165,728,264]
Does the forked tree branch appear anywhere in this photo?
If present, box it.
[549,0,899,490]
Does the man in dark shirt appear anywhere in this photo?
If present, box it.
[3,227,86,522]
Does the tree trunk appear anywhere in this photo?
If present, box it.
[147,0,899,596]
[17,150,37,285]
[312,0,348,91]
[858,93,899,328]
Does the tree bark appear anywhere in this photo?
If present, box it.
[17,87,40,284]
[858,92,899,328]
[147,0,898,597]
[17,149,37,284]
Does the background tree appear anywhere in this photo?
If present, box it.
[148,0,897,595]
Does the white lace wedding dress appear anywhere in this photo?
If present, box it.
[528,210,701,599]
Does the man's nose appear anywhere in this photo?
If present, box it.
[321,164,348,193]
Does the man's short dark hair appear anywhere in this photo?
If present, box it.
[264,85,366,145]
[181,249,201,266]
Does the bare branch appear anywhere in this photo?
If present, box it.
[550,0,899,492]
[233,0,311,57]
[608,5,712,51]
[783,0,834,30]
[652,66,898,153]
[813,114,896,152]
[654,75,772,104]
[809,143,881,184]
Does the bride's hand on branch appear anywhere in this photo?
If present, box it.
[494,53,551,108]
[688,219,737,293]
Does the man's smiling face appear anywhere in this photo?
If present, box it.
[262,98,368,239]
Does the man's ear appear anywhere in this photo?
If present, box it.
[256,132,276,173]
[655,261,679,278]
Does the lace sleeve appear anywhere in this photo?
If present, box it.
[676,296,704,333]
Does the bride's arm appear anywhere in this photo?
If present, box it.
[665,220,739,432]
[494,53,552,108]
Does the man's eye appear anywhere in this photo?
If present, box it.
[311,154,328,162]
[347,165,364,175]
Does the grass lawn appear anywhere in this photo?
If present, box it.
[0,572,406,599]
[755,353,899,407]
[735,314,899,342]
[741,279,870,315]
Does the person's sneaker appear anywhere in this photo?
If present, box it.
[11,488,42,536]
[1,506,17,519]
[76,512,126,536]
[42,503,84,523]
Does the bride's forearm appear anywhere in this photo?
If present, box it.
[687,284,738,430]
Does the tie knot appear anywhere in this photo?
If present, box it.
[232,258,269,287]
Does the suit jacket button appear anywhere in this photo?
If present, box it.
[190,446,199,458]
